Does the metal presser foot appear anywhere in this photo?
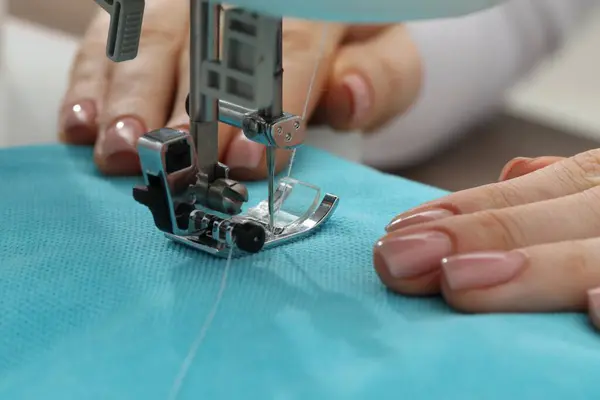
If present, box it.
[94,0,339,257]
[132,129,338,257]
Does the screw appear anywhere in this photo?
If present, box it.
[285,132,292,142]
[277,127,283,135]
[294,121,300,129]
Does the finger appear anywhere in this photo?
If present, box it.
[498,156,565,181]
[438,238,600,313]
[94,1,188,176]
[315,24,421,132]
[588,288,600,332]
[59,12,112,145]
[373,245,441,296]
[223,20,346,181]
[374,186,600,295]
[387,149,600,231]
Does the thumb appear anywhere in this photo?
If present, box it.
[318,25,422,133]
[224,20,346,181]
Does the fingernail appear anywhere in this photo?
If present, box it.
[386,208,454,232]
[97,117,144,158]
[61,100,97,143]
[342,73,371,125]
[498,157,532,181]
[374,231,452,278]
[442,251,526,291]
[225,131,264,170]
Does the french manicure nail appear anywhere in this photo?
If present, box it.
[386,208,454,232]
[225,131,264,170]
[62,100,97,143]
[374,231,452,279]
[442,251,526,291]
[97,117,144,159]
[342,74,371,125]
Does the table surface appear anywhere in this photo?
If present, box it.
[3,18,600,192]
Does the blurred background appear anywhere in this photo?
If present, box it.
[3,0,600,190]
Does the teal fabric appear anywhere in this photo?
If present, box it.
[1,144,599,399]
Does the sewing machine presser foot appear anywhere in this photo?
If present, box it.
[133,128,339,257]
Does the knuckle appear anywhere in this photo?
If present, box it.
[71,14,112,78]
[282,27,318,55]
[71,41,105,70]
[566,149,600,187]
[471,209,523,250]
[139,24,182,53]
[571,149,600,175]
[282,22,333,57]
[480,182,523,209]
[68,44,109,92]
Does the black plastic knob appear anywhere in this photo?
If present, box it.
[233,222,266,253]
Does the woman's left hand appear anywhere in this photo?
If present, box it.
[373,150,600,331]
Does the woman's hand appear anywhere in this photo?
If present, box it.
[58,1,422,179]
[373,150,600,331]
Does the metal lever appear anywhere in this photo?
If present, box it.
[94,0,145,62]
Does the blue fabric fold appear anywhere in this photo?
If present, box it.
[1,144,599,399]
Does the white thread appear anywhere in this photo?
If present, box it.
[287,24,330,178]
[167,246,234,400]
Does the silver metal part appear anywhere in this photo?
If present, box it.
[190,0,221,182]
[199,8,280,110]
[137,128,248,217]
[166,190,340,258]
[241,111,305,148]
[136,129,198,236]
[266,147,276,231]
[218,101,305,149]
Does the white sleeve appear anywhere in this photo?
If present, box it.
[361,0,598,169]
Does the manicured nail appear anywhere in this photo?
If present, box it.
[386,208,454,232]
[442,251,526,291]
[95,117,145,174]
[61,100,97,143]
[498,157,531,181]
[374,231,452,278]
[342,73,371,126]
[97,117,144,158]
[225,131,264,170]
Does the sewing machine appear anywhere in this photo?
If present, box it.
[92,0,504,258]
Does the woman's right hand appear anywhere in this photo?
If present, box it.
[58,0,423,179]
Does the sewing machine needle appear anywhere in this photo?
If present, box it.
[266,146,276,231]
